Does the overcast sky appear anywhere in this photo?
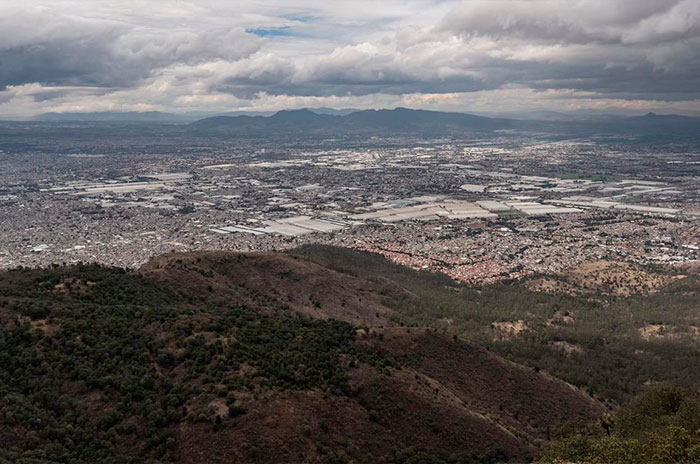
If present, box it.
[1,0,700,118]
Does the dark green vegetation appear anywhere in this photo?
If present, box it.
[1,246,698,463]
[539,387,700,463]
[291,245,700,404]
[0,264,391,462]
[1,254,603,464]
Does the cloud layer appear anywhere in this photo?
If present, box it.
[1,1,699,117]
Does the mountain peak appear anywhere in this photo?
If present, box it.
[269,108,326,123]
[273,108,315,115]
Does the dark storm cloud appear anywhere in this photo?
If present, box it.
[212,52,501,98]
[200,0,700,101]
[440,0,688,44]
[0,8,261,89]
[434,0,700,98]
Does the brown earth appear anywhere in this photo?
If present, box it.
[360,329,604,443]
[527,260,681,296]
[140,251,411,327]
[175,328,605,464]
[140,251,605,463]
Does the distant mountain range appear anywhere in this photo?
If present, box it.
[31,108,700,137]
[190,108,524,134]
[189,108,700,137]
[33,108,361,123]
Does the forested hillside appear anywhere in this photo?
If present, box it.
[540,387,700,463]
[1,246,698,462]
[0,252,602,463]
[292,245,700,404]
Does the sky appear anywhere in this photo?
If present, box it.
[1,0,700,118]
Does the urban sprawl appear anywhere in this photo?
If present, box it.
[2,134,699,285]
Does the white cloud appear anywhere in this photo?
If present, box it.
[0,0,699,117]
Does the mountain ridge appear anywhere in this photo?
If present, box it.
[188,107,700,136]
[27,108,700,138]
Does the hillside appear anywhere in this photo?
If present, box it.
[540,387,700,463]
[138,251,408,327]
[0,250,605,463]
[292,245,700,404]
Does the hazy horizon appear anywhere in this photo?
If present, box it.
[12,106,700,122]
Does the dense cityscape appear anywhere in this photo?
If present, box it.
[2,128,699,286]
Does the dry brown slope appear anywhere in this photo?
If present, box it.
[140,251,411,327]
[360,328,606,444]
[138,251,605,463]
[173,329,605,463]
